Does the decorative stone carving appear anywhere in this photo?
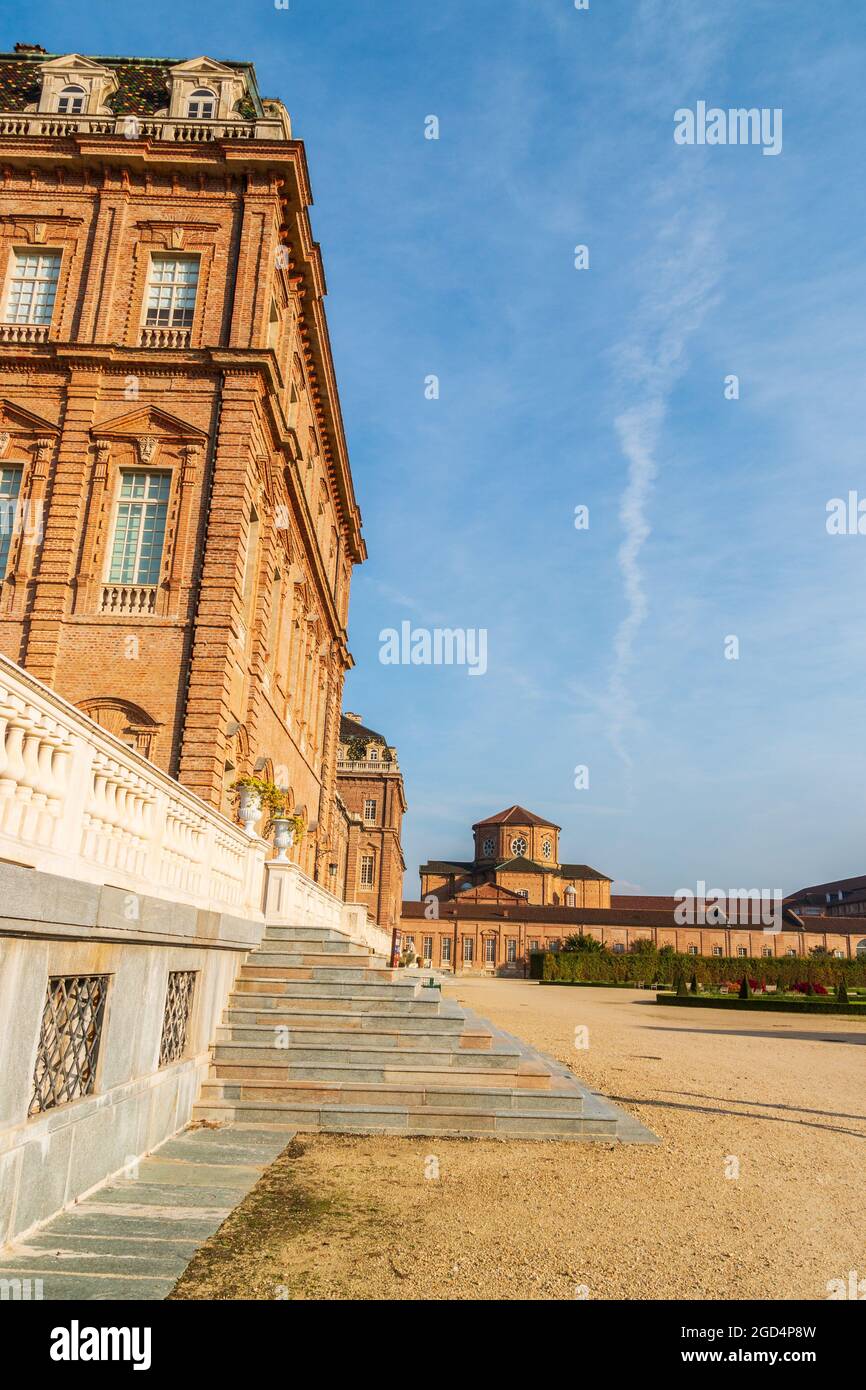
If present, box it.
[137,436,159,466]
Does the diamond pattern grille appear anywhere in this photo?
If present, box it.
[29,976,109,1116]
[159,970,196,1067]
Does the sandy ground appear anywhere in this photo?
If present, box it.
[170,979,866,1301]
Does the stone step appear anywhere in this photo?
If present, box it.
[226,991,445,1015]
[237,964,406,985]
[201,1077,578,1110]
[217,1023,492,1050]
[245,951,379,969]
[222,1007,470,1036]
[260,926,356,942]
[192,1098,613,1140]
[232,978,430,1000]
[253,939,378,959]
[212,1041,526,1071]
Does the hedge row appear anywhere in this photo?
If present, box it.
[655,992,866,1016]
[532,950,866,988]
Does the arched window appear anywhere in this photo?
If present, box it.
[188,88,216,119]
[57,85,86,114]
[857,938,866,957]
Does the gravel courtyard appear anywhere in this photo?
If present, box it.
[171,978,866,1301]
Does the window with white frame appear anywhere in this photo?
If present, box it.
[145,255,200,329]
[422,936,433,962]
[736,946,748,957]
[506,939,517,963]
[57,84,86,114]
[4,250,61,325]
[687,945,699,955]
[462,937,474,962]
[0,467,22,577]
[108,472,170,586]
[188,88,216,118]
[363,798,376,823]
[484,938,496,964]
[712,946,723,957]
[440,937,451,963]
[359,854,374,889]
[368,748,378,761]
[761,948,772,957]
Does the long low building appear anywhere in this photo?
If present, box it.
[399,897,866,971]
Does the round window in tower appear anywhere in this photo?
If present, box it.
[511,836,527,857]
[482,837,495,857]
[542,838,552,860]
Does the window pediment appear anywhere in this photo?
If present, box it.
[36,55,118,116]
[166,57,247,121]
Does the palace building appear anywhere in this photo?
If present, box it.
[0,44,368,885]
[403,805,866,971]
[419,805,611,907]
[335,712,406,931]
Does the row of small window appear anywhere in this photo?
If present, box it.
[0,466,168,586]
[4,250,199,329]
[404,935,520,965]
[29,970,197,1118]
[55,84,219,119]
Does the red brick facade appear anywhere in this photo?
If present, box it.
[0,49,365,882]
[336,714,406,929]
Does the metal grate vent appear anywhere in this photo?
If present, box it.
[159,970,197,1067]
[29,975,109,1116]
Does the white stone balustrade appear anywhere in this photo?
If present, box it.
[0,653,266,919]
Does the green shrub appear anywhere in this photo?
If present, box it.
[539,949,866,989]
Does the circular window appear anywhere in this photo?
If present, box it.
[511,836,527,857]
[482,837,495,857]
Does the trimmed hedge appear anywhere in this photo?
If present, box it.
[655,992,866,1016]
[532,949,866,989]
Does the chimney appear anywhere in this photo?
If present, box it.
[14,43,48,53]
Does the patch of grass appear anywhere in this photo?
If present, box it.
[168,1138,394,1301]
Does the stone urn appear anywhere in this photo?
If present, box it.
[237,786,262,837]
[271,817,295,862]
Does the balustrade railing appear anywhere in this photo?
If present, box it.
[0,653,265,918]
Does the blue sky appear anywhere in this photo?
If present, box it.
[9,0,866,896]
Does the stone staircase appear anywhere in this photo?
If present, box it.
[193,924,656,1141]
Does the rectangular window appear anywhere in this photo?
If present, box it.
[422,936,433,962]
[688,945,699,956]
[441,937,451,963]
[363,798,376,822]
[108,471,170,585]
[29,975,109,1115]
[159,970,197,1067]
[0,466,22,577]
[359,854,374,888]
[5,249,61,325]
[484,938,496,964]
[761,947,772,957]
[736,946,748,958]
[462,937,474,962]
[506,939,517,963]
[529,939,540,951]
[145,255,200,329]
[712,946,723,957]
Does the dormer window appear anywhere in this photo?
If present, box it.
[188,88,216,119]
[57,84,86,114]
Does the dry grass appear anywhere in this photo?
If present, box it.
[170,978,866,1300]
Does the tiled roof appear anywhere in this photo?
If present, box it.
[472,805,560,830]
[339,714,387,744]
[0,53,258,119]
[419,861,474,875]
[786,874,866,904]
[560,863,612,882]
